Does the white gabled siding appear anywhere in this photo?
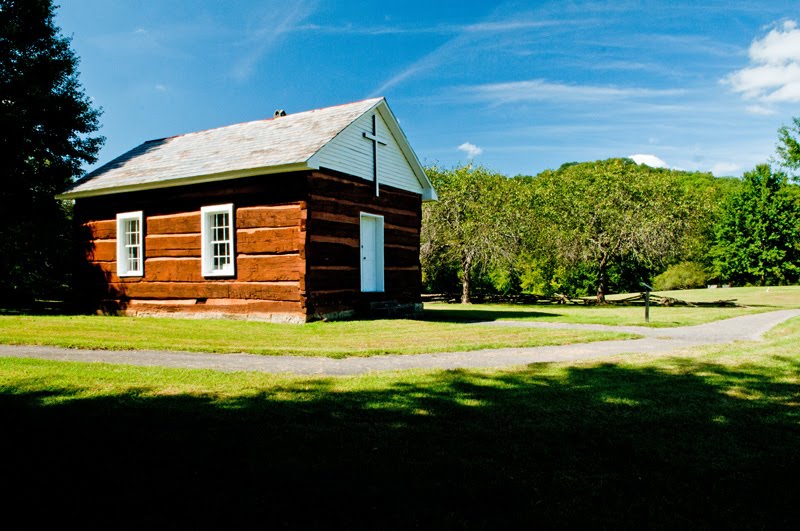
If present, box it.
[316,110,424,194]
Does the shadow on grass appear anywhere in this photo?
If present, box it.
[422,307,562,322]
[2,360,799,528]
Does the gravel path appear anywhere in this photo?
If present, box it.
[1,309,798,376]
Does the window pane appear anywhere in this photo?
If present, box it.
[204,206,233,274]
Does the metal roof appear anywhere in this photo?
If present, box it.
[60,97,390,199]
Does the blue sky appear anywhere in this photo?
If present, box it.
[56,0,800,177]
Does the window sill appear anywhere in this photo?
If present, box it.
[203,271,235,278]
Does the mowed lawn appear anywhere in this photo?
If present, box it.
[1,286,798,355]
[425,285,800,326]
[2,316,799,527]
[0,314,631,356]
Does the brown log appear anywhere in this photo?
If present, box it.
[146,234,201,258]
[310,171,421,212]
[237,254,302,281]
[307,266,359,291]
[237,204,302,229]
[309,234,359,247]
[124,298,304,316]
[228,282,302,301]
[237,227,300,254]
[310,194,418,227]
[108,281,301,301]
[307,242,359,267]
[310,210,359,226]
[82,220,116,240]
[85,240,116,262]
[147,212,201,234]
[143,258,204,282]
[310,194,419,218]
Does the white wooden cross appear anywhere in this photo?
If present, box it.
[362,114,387,196]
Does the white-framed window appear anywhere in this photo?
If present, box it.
[116,211,144,277]
[201,203,235,277]
[359,212,385,292]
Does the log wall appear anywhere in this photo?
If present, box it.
[74,173,308,322]
[305,169,423,319]
[73,169,424,321]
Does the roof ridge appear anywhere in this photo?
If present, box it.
[146,96,385,144]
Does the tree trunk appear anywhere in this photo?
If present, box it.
[596,259,608,304]
[461,254,473,304]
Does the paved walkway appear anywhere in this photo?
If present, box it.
[1,309,798,376]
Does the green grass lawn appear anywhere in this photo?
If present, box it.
[2,316,799,527]
[1,286,797,355]
[0,314,632,356]
[426,285,800,327]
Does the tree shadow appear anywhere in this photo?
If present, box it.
[1,359,799,528]
[422,307,562,322]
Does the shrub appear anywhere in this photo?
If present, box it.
[653,262,708,291]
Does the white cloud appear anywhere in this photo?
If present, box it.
[463,79,686,105]
[154,84,167,93]
[745,104,777,115]
[710,162,741,176]
[458,142,483,158]
[724,20,800,102]
[629,154,669,168]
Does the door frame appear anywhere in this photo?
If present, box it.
[359,212,385,292]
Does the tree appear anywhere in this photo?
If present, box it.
[0,0,103,303]
[710,164,800,285]
[421,165,532,303]
[776,117,800,179]
[532,158,705,302]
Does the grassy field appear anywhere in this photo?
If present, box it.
[2,315,799,527]
[0,314,632,356]
[426,285,800,326]
[1,286,797,355]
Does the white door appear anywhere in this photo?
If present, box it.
[360,214,384,292]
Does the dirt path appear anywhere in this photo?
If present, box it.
[1,309,798,375]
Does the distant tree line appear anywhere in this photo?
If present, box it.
[423,126,800,303]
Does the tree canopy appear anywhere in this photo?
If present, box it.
[0,0,103,303]
[422,164,533,303]
[711,164,800,286]
[776,117,800,180]
[531,158,708,302]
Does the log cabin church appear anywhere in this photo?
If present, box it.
[58,98,437,323]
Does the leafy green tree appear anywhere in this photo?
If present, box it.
[776,117,800,179]
[422,165,533,303]
[711,164,800,285]
[532,158,706,302]
[0,0,103,303]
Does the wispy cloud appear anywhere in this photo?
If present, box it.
[458,142,483,158]
[461,79,687,105]
[371,36,468,96]
[89,26,192,59]
[296,19,562,36]
[724,20,800,103]
[232,1,316,81]
[370,14,571,96]
[745,104,778,116]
